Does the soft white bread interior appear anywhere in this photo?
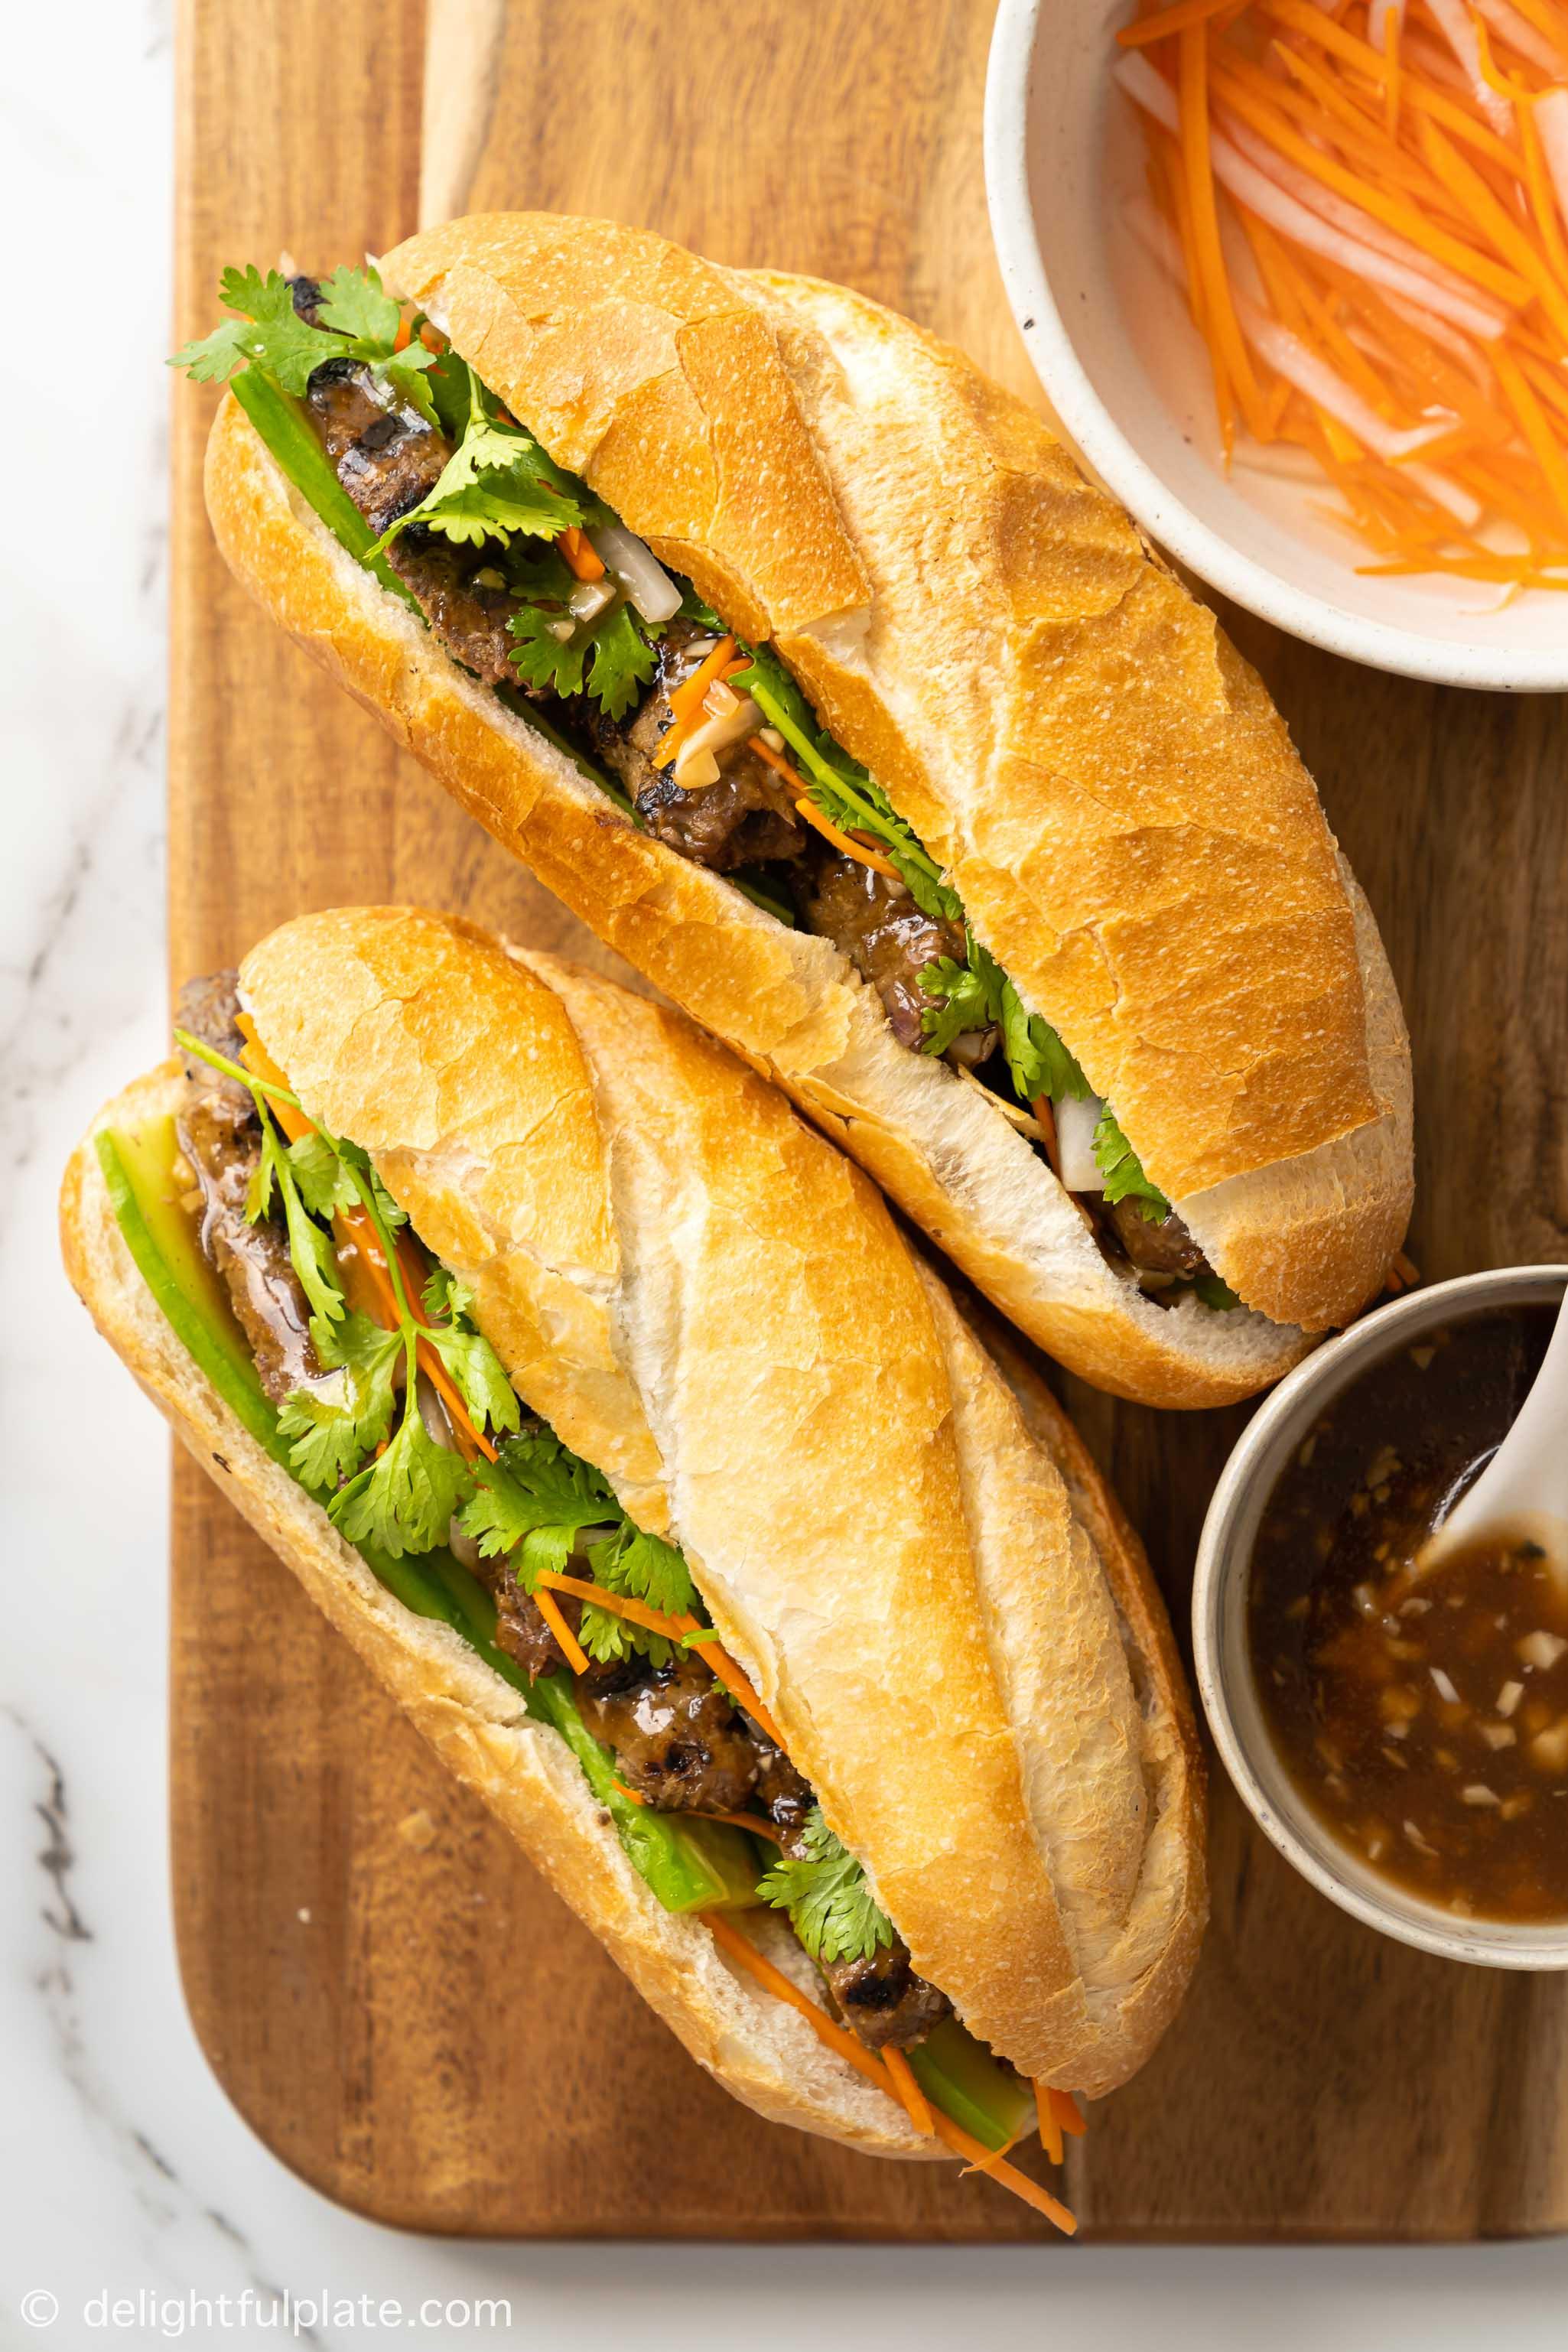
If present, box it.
[66,909,1206,2111]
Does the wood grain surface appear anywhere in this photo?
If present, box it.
[169,0,1568,2240]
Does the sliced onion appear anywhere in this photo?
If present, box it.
[1540,89,1568,242]
[1378,292,1491,389]
[1114,53,1506,339]
[1235,301,1482,520]
[1366,0,1405,54]
[1219,111,1508,332]
[673,695,762,787]
[568,576,617,623]
[1474,0,1563,74]
[1055,1094,1105,1194]
[1423,0,1514,132]
[1124,194,1186,288]
[587,523,682,625]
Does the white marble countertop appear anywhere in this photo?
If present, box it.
[7,5,1568,2344]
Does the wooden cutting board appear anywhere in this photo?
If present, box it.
[169,0,1568,2240]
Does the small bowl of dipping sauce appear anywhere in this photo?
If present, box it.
[1194,1265,1568,1967]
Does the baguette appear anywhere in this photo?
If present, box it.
[60,907,1205,2163]
[194,213,1413,1405]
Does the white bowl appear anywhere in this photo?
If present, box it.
[984,0,1568,691]
[1192,1266,1568,1970]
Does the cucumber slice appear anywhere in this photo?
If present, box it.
[98,1118,760,1918]
[907,2016,1037,2152]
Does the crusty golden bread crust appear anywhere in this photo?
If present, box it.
[60,1065,935,2158]
[67,911,1205,2100]
[203,398,1314,1408]
[239,907,1205,2090]
[379,215,1410,1314]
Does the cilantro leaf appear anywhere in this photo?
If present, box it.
[508,603,591,699]
[918,952,1000,1058]
[372,410,584,556]
[587,1522,698,1619]
[1093,1106,1169,1220]
[330,1384,473,1559]
[278,1314,402,1492]
[245,1121,345,1328]
[171,265,346,396]
[577,1600,646,1667]
[587,602,659,721]
[997,981,1091,1107]
[1193,1270,1242,1310]
[422,1321,522,1440]
[757,1809,894,1966]
[286,1129,359,1221]
[313,262,400,349]
[508,596,659,717]
[457,1430,618,1566]
[423,1266,475,1323]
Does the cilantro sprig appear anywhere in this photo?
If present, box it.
[171,262,440,422]
[1091,1106,1168,1222]
[174,1027,520,1555]
[368,363,590,558]
[460,1429,702,1667]
[758,1808,894,1967]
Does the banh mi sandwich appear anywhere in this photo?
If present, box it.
[175,216,1413,1408]
[61,907,1206,2227]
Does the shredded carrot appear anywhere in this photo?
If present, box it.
[234,1013,504,1469]
[532,1570,787,1745]
[612,1778,647,1805]
[1116,0,1568,582]
[883,2047,937,2137]
[701,1914,1077,2230]
[701,1810,786,1843]
[787,786,901,877]
[1052,2087,1089,2137]
[652,635,737,768]
[1181,24,1270,444]
[558,525,606,583]
[1118,0,1248,46]
[1035,2080,1065,2164]
[701,1912,906,2094]
[932,2113,1080,2233]
[533,1587,592,1677]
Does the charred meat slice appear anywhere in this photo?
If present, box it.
[821,1943,952,2051]
[799,852,968,1051]
[577,1651,760,1814]
[175,972,323,1406]
[583,620,806,873]
[490,1575,581,1681]
[749,1734,815,1842]
[1105,1196,1212,1282]
[305,360,449,538]
[301,355,530,688]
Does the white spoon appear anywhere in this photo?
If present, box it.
[1419,1287,1568,1575]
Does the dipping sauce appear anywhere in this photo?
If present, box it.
[1248,1306,1568,1924]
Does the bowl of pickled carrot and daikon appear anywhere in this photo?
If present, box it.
[985,0,1568,687]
